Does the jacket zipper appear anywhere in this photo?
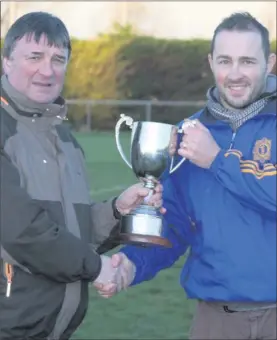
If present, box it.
[229,131,237,149]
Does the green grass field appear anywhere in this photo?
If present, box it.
[73,132,195,339]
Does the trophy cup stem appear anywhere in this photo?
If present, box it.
[144,176,155,190]
[142,176,155,204]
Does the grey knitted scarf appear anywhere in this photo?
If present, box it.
[206,74,277,130]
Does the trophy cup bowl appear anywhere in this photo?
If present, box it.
[115,114,193,247]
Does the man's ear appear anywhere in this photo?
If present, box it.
[2,57,13,75]
[208,53,213,72]
[267,53,276,74]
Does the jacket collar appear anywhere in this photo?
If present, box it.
[199,74,277,125]
[1,74,67,120]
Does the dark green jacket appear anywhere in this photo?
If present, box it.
[0,81,120,339]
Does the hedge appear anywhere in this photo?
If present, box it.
[64,35,276,127]
[1,34,276,128]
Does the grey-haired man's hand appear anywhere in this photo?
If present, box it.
[93,253,136,298]
[93,255,120,286]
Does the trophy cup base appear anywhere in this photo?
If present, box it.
[120,233,171,248]
[118,205,172,248]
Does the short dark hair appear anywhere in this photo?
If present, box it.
[211,12,270,59]
[3,11,71,59]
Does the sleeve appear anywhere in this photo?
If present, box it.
[69,132,120,253]
[209,143,276,216]
[0,148,102,283]
[90,198,121,254]
[120,174,191,285]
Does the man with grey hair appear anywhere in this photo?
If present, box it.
[0,11,164,339]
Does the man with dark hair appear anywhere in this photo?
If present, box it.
[0,11,164,339]
[95,12,277,340]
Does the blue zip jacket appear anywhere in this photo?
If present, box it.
[121,96,276,302]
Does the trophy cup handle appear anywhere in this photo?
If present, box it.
[169,156,186,174]
[115,113,134,169]
[169,119,196,174]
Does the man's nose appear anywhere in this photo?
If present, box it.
[38,61,54,77]
[228,63,243,80]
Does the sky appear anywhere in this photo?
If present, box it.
[1,1,276,40]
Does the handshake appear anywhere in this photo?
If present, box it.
[93,253,136,298]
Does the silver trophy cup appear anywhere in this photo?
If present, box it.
[115,114,192,247]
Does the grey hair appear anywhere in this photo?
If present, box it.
[3,11,71,59]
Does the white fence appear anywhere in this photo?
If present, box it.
[65,98,206,131]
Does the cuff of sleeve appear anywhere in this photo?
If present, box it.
[111,197,121,220]
[209,149,226,176]
[120,247,144,286]
[86,247,102,282]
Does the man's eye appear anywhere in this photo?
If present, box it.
[219,60,229,64]
[29,56,40,60]
[53,58,65,64]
